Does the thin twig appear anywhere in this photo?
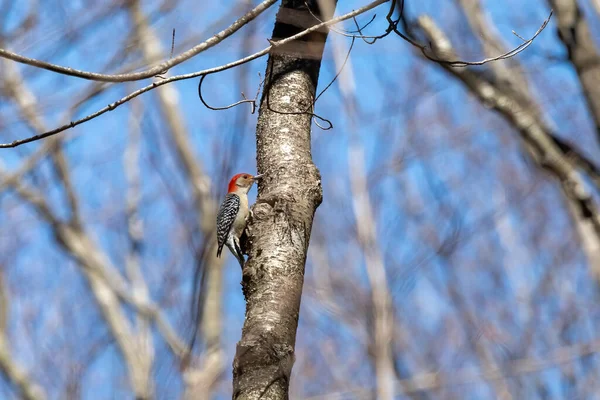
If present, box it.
[200,8,362,122]
[170,28,176,59]
[155,28,177,78]
[304,1,377,39]
[197,73,263,113]
[393,0,553,67]
[263,34,356,131]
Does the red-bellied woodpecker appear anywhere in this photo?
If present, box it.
[216,173,262,267]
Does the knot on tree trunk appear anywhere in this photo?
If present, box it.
[233,334,295,400]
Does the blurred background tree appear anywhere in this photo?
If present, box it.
[1,0,600,399]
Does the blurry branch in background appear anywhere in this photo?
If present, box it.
[0,55,191,399]
[1,58,155,399]
[0,163,160,399]
[594,0,600,16]
[306,336,600,399]
[347,117,396,400]
[124,95,155,399]
[0,0,279,82]
[0,140,59,191]
[0,0,552,148]
[306,237,370,347]
[418,165,514,398]
[546,0,600,139]
[411,11,600,279]
[445,283,513,400]
[328,27,396,399]
[397,335,600,394]
[126,1,225,396]
[454,0,536,114]
[0,271,47,400]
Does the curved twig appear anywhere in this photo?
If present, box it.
[314,37,355,105]
[263,35,356,131]
[309,0,552,67]
[391,0,553,67]
[304,1,378,39]
[197,73,263,113]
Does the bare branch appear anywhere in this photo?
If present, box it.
[306,337,600,398]
[127,2,226,396]
[0,0,389,148]
[455,0,535,107]
[4,0,546,148]
[328,18,396,397]
[0,0,279,82]
[547,0,600,139]
[337,0,552,67]
[594,0,600,16]
[0,272,47,400]
[415,14,600,276]
[411,9,554,67]
[123,94,155,398]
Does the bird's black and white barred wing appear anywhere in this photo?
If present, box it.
[216,193,240,257]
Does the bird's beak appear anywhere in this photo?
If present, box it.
[253,174,263,180]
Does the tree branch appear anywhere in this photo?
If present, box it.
[547,0,600,140]
[455,0,538,112]
[414,14,600,277]
[0,0,279,82]
[0,271,47,400]
[0,0,389,148]
[327,20,396,398]
[305,337,600,398]
[0,61,187,395]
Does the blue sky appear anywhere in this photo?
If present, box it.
[2,0,600,399]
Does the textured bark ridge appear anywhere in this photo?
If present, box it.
[232,1,334,399]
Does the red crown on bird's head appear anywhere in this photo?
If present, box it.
[227,173,246,193]
[227,173,263,193]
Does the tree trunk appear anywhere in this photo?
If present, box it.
[232,1,334,398]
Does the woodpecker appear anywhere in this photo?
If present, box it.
[216,173,262,268]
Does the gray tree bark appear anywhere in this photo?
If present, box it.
[232,1,335,398]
